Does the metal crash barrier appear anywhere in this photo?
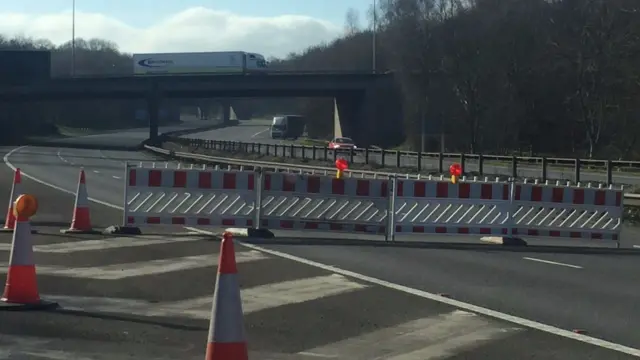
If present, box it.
[122,162,623,245]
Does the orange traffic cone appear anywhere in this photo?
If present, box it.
[0,203,57,310]
[61,169,100,234]
[205,232,248,360]
[0,168,23,232]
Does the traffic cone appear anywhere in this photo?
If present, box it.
[0,168,22,232]
[0,212,58,310]
[61,169,100,234]
[204,232,248,360]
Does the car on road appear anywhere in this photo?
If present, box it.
[328,137,358,152]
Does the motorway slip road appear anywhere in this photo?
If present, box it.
[1,148,639,359]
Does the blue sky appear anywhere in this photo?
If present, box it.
[2,1,375,57]
[7,0,374,27]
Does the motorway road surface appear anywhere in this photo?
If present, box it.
[187,120,640,187]
[2,128,640,358]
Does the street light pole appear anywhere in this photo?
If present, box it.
[372,0,377,73]
[71,0,76,77]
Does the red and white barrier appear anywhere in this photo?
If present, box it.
[121,163,623,245]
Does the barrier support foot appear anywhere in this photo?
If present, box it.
[0,299,59,311]
[102,225,142,235]
[224,227,275,239]
[480,236,528,246]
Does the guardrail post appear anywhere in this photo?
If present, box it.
[507,177,516,239]
[290,144,295,158]
[386,174,397,242]
[257,143,261,154]
[282,145,287,157]
[478,154,484,175]
[438,152,444,173]
[396,151,401,168]
[333,148,338,162]
[381,149,386,167]
[323,146,328,161]
[251,143,255,153]
[273,144,278,156]
[312,146,317,160]
[606,160,612,185]
[511,156,517,179]
[350,148,355,163]
[541,157,548,182]
[417,151,422,172]
[254,167,263,230]
[574,158,580,184]
[460,153,466,174]
[365,148,370,164]
[122,161,130,227]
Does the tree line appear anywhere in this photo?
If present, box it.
[1,0,640,160]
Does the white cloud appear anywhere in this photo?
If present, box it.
[0,7,342,59]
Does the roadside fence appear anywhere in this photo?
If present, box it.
[171,137,639,186]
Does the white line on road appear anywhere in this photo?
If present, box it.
[0,250,267,280]
[93,170,100,174]
[251,128,270,138]
[42,274,366,319]
[5,145,640,357]
[0,235,205,253]
[299,310,519,360]
[522,257,582,269]
[112,175,121,179]
[185,227,640,357]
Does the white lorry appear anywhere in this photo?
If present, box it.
[132,51,268,75]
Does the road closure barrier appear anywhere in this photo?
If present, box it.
[121,162,624,246]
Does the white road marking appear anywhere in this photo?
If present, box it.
[185,226,640,357]
[0,250,267,280]
[300,310,519,360]
[112,175,121,179]
[633,245,640,249]
[44,274,366,318]
[251,128,270,138]
[5,145,640,357]
[93,170,100,174]
[56,150,68,163]
[5,146,123,210]
[0,235,205,253]
[523,257,582,269]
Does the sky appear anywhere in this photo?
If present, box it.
[0,0,375,59]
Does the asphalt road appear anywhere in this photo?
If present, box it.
[2,127,640,358]
[186,121,640,187]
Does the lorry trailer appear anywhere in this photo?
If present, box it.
[133,51,268,75]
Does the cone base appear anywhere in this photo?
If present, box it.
[60,228,101,235]
[0,228,38,234]
[0,299,59,311]
[205,342,248,360]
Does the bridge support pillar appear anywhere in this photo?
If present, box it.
[333,93,364,143]
[147,86,160,145]
[221,100,231,125]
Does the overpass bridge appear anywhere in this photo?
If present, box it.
[0,72,394,144]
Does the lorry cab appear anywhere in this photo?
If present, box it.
[245,53,268,73]
[270,115,306,139]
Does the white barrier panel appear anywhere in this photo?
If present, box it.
[122,164,623,244]
[392,179,623,241]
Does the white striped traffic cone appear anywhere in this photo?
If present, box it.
[61,169,100,234]
[0,168,23,232]
[205,232,248,360]
[1,202,57,310]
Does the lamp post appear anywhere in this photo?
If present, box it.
[71,0,76,77]
[372,0,377,73]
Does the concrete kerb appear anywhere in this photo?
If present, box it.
[480,236,528,246]
[0,299,59,312]
[224,227,275,239]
